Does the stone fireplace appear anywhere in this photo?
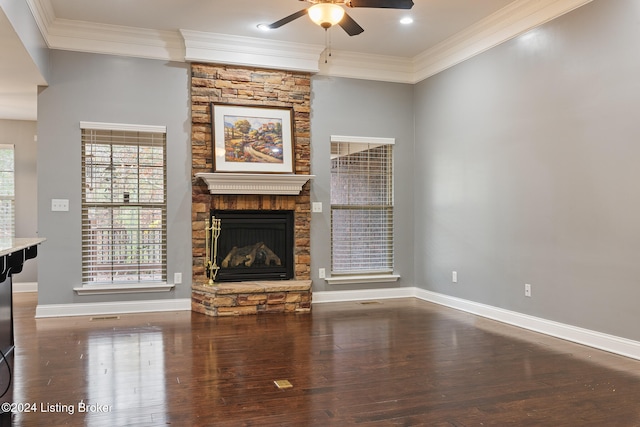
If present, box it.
[190,63,312,315]
[211,210,294,282]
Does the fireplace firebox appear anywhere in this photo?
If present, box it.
[209,210,294,282]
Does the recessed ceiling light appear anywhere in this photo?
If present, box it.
[400,17,413,25]
[257,23,271,31]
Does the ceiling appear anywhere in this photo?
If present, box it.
[47,0,514,58]
[1,0,592,121]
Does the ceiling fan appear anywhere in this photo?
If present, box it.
[265,0,415,36]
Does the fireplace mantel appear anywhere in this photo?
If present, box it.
[195,173,314,195]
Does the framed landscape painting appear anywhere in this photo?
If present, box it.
[211,103,295,173]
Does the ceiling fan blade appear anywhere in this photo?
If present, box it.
[267,8,309,29]
[347,0,414,9]
[338,12,364,36]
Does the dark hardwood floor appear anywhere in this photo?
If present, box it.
[3,292,640,426]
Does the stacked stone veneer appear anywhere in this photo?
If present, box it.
[190,63,312,314]
[192,281,312,316]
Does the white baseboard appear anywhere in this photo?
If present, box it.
[30,286,640,360]
[35,298,192,318]
[313,287,640,361]
[312,287,415,303]
[413,288,640,361]
[12,282,38,293]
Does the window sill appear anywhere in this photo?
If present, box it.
[73,283,175,295]
[324,274,400,286]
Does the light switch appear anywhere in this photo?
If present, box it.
[312,202,322,213]
[51,199,69,212]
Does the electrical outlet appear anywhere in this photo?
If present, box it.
[452,271,458,283]
[174,272,182,284]
[525,283,532,297]
[318,268,326,279]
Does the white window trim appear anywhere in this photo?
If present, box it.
[324,274,401,285]
[80,121,166,133]
[328,135,400,284]
[79,121,168,291]
[73,283,175,295]
[330,135,395,145]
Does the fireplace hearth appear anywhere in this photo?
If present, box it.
[209,210,294,282]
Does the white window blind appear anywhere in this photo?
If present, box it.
[0,144,15,238]
[330,139,394,274]
[81,124,167,285]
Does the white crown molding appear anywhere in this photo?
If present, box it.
[317,50,414,84]
[412,0,594,82]
[28,0,183,61]
[181,30,325,73]
[46,19,185,61]
[25,0,56,41]
[27,0,593,81]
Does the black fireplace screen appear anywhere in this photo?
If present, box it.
[210,210,294,281]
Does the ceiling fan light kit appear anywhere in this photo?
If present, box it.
[308,4,346,29]
[266,0,413,36]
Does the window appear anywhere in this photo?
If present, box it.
[330,136,394,275]
[81,122,166,285]
[0,144,15,238]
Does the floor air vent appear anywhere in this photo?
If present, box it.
[90,315,120,321]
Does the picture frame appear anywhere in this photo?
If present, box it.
[211,103,295,173]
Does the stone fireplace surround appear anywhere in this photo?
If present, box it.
[211,209,295,282]
[190,63,313,316]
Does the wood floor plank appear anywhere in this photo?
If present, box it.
[2,294,640,426]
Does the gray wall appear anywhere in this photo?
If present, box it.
[0,0,49,82]
[26,0,640,344]
[310,76,415,291]
[414,0,640,341]
[0,119,38,283]
[37,50,192,305]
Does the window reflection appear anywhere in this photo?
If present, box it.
[86,329,165,422]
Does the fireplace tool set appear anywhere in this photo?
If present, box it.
[204,217,221,285]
